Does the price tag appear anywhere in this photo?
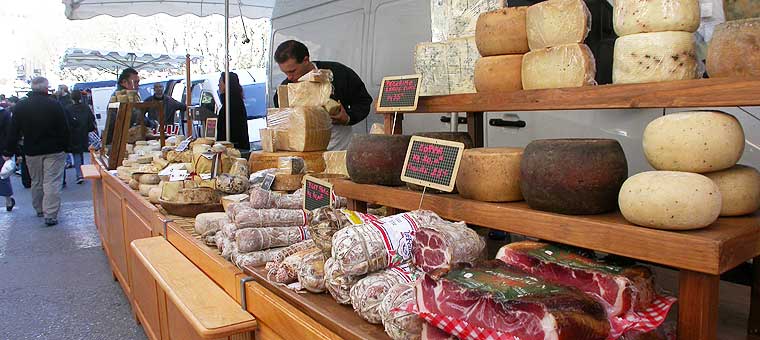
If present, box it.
[400,136,465,192]
[159,163,187,177]
[261,173,275,190]
[175,137,194,152]
[199,173,212,180]
[205,118,218,140]
[376,75,421,112]
[303,175,333,211]
[169,169,189,182]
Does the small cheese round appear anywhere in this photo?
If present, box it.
[138,174,161,185]
[613,31,697,84]
[613,0,700,36]
[129,179,140,190]
[704,165,760,216]
[148,187,162,204]
[474,55,523,93]
[643,111,745,173]
[619,171,722,230]
[139,184,157,197]
[475,7,529,56]
[457,147,524,202]
[707,18,760,78]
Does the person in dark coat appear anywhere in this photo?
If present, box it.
[216,72,249,151]
[65,91,97,184]
[144,83,187,128]
[0,105,15,211]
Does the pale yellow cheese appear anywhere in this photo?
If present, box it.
[705,165,760,216]
[613,0,700,36]
[475,7,529,56]
[160,181,197,202]
[194,212,230,235]
[643,111,745,173]
[148,187,162,204]
[613,31,697,84]
[139,184,157,197]
[137,174,161,185]
[280,107,332,152]
[323,151,349,177]
[707,18,760,78]
[176,187,218,204]
[618,171,721,230]
[457,147,524,202]
[229,158,249,178]
[521,43,596,90]
[221,194,249,212]
[475,55,523,93]
[287,79,332,107]
[526,0,591,50]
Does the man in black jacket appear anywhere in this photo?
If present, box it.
[144,83,187,128]
[272,40,373,150]
[4,77,70,226]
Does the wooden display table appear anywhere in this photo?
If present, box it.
[332,179,760,340]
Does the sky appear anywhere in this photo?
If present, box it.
[0,0,271,94]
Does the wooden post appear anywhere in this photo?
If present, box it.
[749,256,760,336]
[185,54,192,137]
[678,270,719,340]
[158,102,165,147]
[467,111,484,147]
[384,113,403,135]
[346,199,367,213]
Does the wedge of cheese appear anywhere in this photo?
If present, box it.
[613,31,697,84]
[526,0,591,50]
[613,0,700,36]
[521,43,596,90]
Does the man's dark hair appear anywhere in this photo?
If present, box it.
[71,90,82,103]
[117,68,139,87]
[274,40,309,64]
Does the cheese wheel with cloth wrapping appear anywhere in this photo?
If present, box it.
[613,31,697,84]
[526,0,591,50]
[613,0,700,36]
[522,43,596,90]
[456,147,524,202]
[704,165,760,216]
[707,18,760,78]
[475,7,529,56]
[474,55,523,93]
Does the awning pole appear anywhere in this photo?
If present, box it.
[225,0,231,142]
[185,54,192,137]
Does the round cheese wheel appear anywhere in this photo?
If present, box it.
[707,18,760,78]
[521,139,628,214]
[619,171,721,230]
[704,165,760,216]
[526,0,591,50]
[139,184,157,197]
[347,135,412,186]
[613,31,697,84]
[474,55,523,93]
[457,147,524,202]
[136,155,153,164]
[129,179,140,190]
[522,43,596,90]
[148,187,162,204]
[643,111,744,173]
[475,7,529,56]
[216,174,249,194]
[138,173,161,185]
[176,187,217,204]
[613,0,700,36]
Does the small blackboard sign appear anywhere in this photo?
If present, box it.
[303,175,333,211]
[376,75,421,112]
[205,118,218,140]
[401,136,465,192]
[175,137,194,152]
[261,173,275,190]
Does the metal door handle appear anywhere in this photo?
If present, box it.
[489,118,526,128]
[440,116,468,124]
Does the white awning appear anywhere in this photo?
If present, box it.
[61,48,202,73]
[62,0,275,20]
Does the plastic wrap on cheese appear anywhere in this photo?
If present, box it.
[271,107,332,152]
[431,0,505,42]
[526,0,591,50]
[287,79,333,107]
[522,43,597,89]
[323,151,349,177]
[613,31,698,84]
[613,0,700,36]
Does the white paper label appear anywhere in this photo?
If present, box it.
[367,213,421,267]
[169,170,189,182]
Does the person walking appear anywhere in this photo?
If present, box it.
[217,72,249,151]
[3,77,70,226]
[65,91,97,184]
[0,104,15,211]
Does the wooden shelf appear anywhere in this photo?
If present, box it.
[406,77,760,113]
[332,179,760,276]
[242,265,388,340]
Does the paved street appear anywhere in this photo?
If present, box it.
[0,165,146,340]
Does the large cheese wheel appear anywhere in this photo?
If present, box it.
[474,55,523,93]
[457,147,524,202]
[704,165,760,216]
[138,173,161,185]
[613,0,700,36]
[521,139,628,214]
[347,135,412,186]
[249,151,326,173]
[526,0,591,50]
[707,18,760,78]
[408,132,474,193]
[475,7,529,56]
[619,171,721,230]
[139,184,157,197]
[613,31,697,84]
[522,43,596,90]
[643,111,745,173]
[176,187,218,204]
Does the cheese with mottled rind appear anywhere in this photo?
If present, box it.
[474,55,523,93]
[619,171,722,230]
[526,0,591,50]
[704,165,760,216]
[457,148,524,202]
[643,111,745,173]
[522,43,596,90]
[707,18,760,78]
[613,0,700,36]
[613,31,697,84]
[475,7,529,56]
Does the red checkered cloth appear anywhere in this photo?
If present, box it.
[402,295,676,340]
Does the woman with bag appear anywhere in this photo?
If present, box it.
[0,104,15,211]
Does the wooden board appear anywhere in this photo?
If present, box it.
[81,164,101,179]
[332,179,760,275]
[243,266,388,340]
[408,77,760,113]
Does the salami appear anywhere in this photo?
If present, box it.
[297,251,327,293]
[325,257,361,305]
[308,208,378,258]
[232,248,284,268]
[194,212,230,235]
[350,264,418,324]
[235,226,311,253]
[230,206,310,229]
[412,220,485,278]
[380,281,422,340]
[267,246,321,284]
[249,187,304,209]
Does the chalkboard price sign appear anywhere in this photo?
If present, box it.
[205,118,218,139]
[401,136,465,192]
[376,75,421,112]
[303,176,334,211]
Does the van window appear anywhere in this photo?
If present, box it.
[242,83,266,119]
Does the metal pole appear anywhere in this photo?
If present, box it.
[185,54,191,137]
[224,0,231,142]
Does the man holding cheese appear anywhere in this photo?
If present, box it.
[273,40,373,150]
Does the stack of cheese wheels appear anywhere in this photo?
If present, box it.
[521,0,596,89]
[474,7,529,93]
[612,0,700,84]
[619,111,754,231]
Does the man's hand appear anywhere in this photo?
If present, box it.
[330,104,350,125]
